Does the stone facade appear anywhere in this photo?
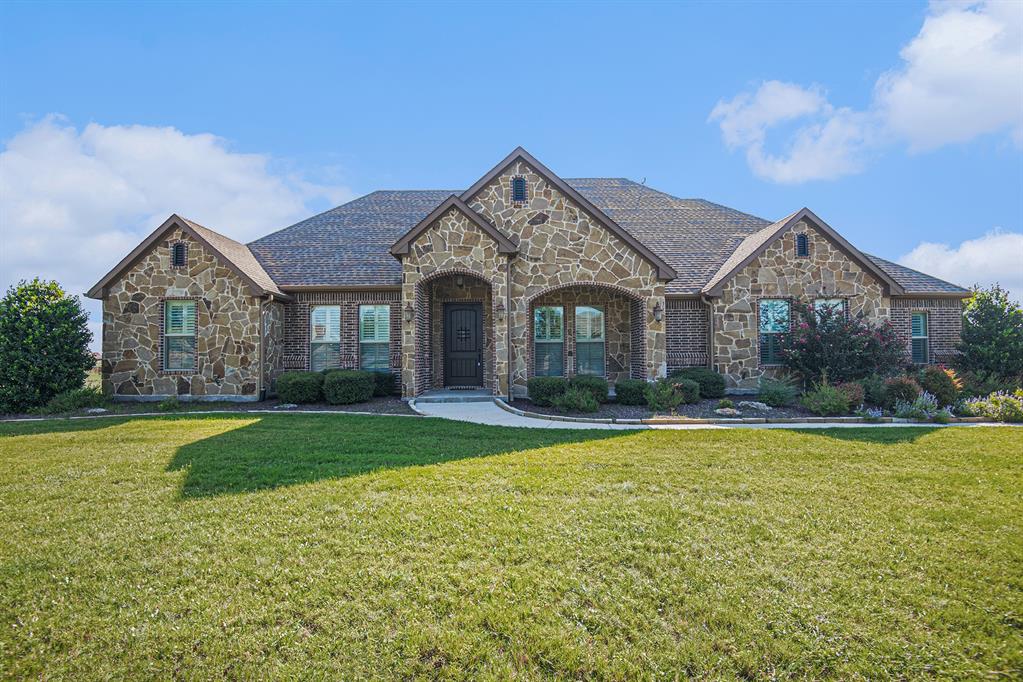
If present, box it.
[712,220,891,390]
[101,228,263,399]
[262,300,285,395]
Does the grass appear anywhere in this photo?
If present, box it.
[1,415,1020,679]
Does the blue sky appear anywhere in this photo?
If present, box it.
[1,0,1021,342]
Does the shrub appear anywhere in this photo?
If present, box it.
[884,376,921,409]
[855,405,884,422]
[918,366,960,407]
[837,382,865,407]
[932,408,953,424]
[277,371,324,404]
[0,279,95,413]
[569,375,609,404]
[859,374,888,407]
[551,387,599,413]
[527,377,568,407]
[960,389,1023,422]
[959,371,1020,399]
[646,378,699,414]
[42,386,107,414]
[779,302,905,384]
[614,379,648,405]
[956,285,1023,383]
[370,371,396,397]
[669,367,725,399]
[717,398,734,409]
[323,370,375,405]
[758,376,798,407]
[801,382,850,416]
[157,396,181,412]
[895,391,939,421]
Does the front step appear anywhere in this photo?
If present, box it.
[413,388,495,404]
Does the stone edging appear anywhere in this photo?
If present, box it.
[0,408,424,424]
[492,398,991,426]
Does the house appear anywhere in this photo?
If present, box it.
[86,147,970,400]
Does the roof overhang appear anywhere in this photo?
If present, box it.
[459,147,678,280]
[702,207,905,297]
[389,195,518,257]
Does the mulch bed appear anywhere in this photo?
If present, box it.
[509,400,651,420]
[510,397,819,420]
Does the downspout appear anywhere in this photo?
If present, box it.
[701,294,714,371]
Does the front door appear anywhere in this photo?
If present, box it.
[443,303,483,387]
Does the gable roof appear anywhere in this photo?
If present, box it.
[701,207,906,296]
[460,147,677,280]
[389,195,518,256]
[86,214,286,300]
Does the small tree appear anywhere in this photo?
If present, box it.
[0,279,95,412]
[956,284,1023,383]
[779,301,905,385]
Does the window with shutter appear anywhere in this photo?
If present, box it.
[911,312,929,364]
[574,306,605,376]
[164,300,196,370]
[758,299,789,365]
[533,306,564,376]
[813,298,845,321]
[359,305,390,371]
[310,305,341,371]
[512,176,527,202]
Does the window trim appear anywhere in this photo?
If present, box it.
[309,305,341,372]
[758,298,790,366]
[162,298,197,372]
[574,305,605,377]
[358,304,391,372]
[911,311,929,364]
[533,305,564,377]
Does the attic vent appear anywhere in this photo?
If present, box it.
[171,242,188,267]
[796,233,809,258]
[512,176,527,202]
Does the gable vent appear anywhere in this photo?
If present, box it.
[512,176,527,202]
[171,242,188,267]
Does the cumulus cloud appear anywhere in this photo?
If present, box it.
[898,229,1023,302]
[710,1,1023,182]
[0,116,353,348]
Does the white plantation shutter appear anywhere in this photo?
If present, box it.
[360,305,390,342]
[165,300,196,336]
[575,307,604,341]
[310,306,341,342]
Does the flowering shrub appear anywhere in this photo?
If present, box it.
[894,391,939,420]
[918,366,961,407]
[801,381,850,416]
[959,389,1023,422]
[855,405,884,422]
[837,382,865,407]
[884,376,921,409]
[779,302,905,385]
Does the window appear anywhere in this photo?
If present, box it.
[796,233,809,257]
[814,298,844,320]
[512,176,527,202]
[758,299,790,365]
[359,304,391,371]
[575,306,605,376]
[309,305,341,371]
[171,242,187,267]
[164,300,196,370]
[911,312,929,364]
[533,306,564,376]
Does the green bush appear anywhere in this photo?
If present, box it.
[0,279,95,413]
[959,371,1020,399]
[837,382,865,407]
[758,376,798,407]
[960,389,1023,422]
[884,376,921,409]
[614,379,648,405]
[859,374,888,407]
[801,382,851,416]
[646,377,699,413]
[717,398,734,409]
[918,366,960,407]
[956,285,1023,383]
[569,375,609,404]
[669,367,725,399]
[157,396,181,412]
[527,377,568,407]
[40,386,107,414]
[370,371,396,397]
[551,387,599,414]
[894,391,939,421]
[323,370,375,405]
[277,371,324,404]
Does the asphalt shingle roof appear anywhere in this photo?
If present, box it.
[865,254,970,295]
[182,217,285,297]
[247,179,966,296]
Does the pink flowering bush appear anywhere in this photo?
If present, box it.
[779,302,905,385]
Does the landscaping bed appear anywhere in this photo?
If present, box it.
[510,397,819,421]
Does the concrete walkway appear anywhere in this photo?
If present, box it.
[410,400,1004,430]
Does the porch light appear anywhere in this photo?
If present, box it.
[456,275,464,288]
[652,301,663,323]
[404,302,414,322]
[495,301,506,322]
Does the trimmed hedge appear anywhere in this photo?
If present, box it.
[569,375,609,404]
[371,371,397,397]
[551,387,599,413]
[614,379,648,405]
[277,371,324,404]
[669,367,726,399]
[527,377,568,407]
[323,370,375,405]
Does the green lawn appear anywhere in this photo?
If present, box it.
[1,415,1020,679]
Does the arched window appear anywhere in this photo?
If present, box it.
[512,176,527,202]
[796,233,809,257]
[171,242,188,267]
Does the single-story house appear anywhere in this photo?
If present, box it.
[87,147,969,400]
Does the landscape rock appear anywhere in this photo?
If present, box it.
[714,407,741,417]
[84,408,109,414]
[738,401,772,411]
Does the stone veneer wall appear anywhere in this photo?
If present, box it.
[891,297,963,365]
[430,277,494,389]
[666,298,710,372]
[712,220,890,390]
[101,228,262,399]
[529,286,633,385]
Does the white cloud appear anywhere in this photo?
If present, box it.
[0,116,353,349]
[898,229,1023,302]
[710,0,1023,182]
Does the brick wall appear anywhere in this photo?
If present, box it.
[891,297,963,365]
[666,297,709,373]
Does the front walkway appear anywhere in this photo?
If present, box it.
[409,400,1004,430]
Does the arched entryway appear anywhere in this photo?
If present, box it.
[526,282,647,385]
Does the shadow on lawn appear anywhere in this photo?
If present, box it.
[167,413,627,498]
[801,426,941,445]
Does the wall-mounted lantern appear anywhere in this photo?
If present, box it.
[652,301,663,323]
[495,301,506,322]
[456,275,464,288]
[404,302,415,323]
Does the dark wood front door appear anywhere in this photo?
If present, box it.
[443,303,483,387]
